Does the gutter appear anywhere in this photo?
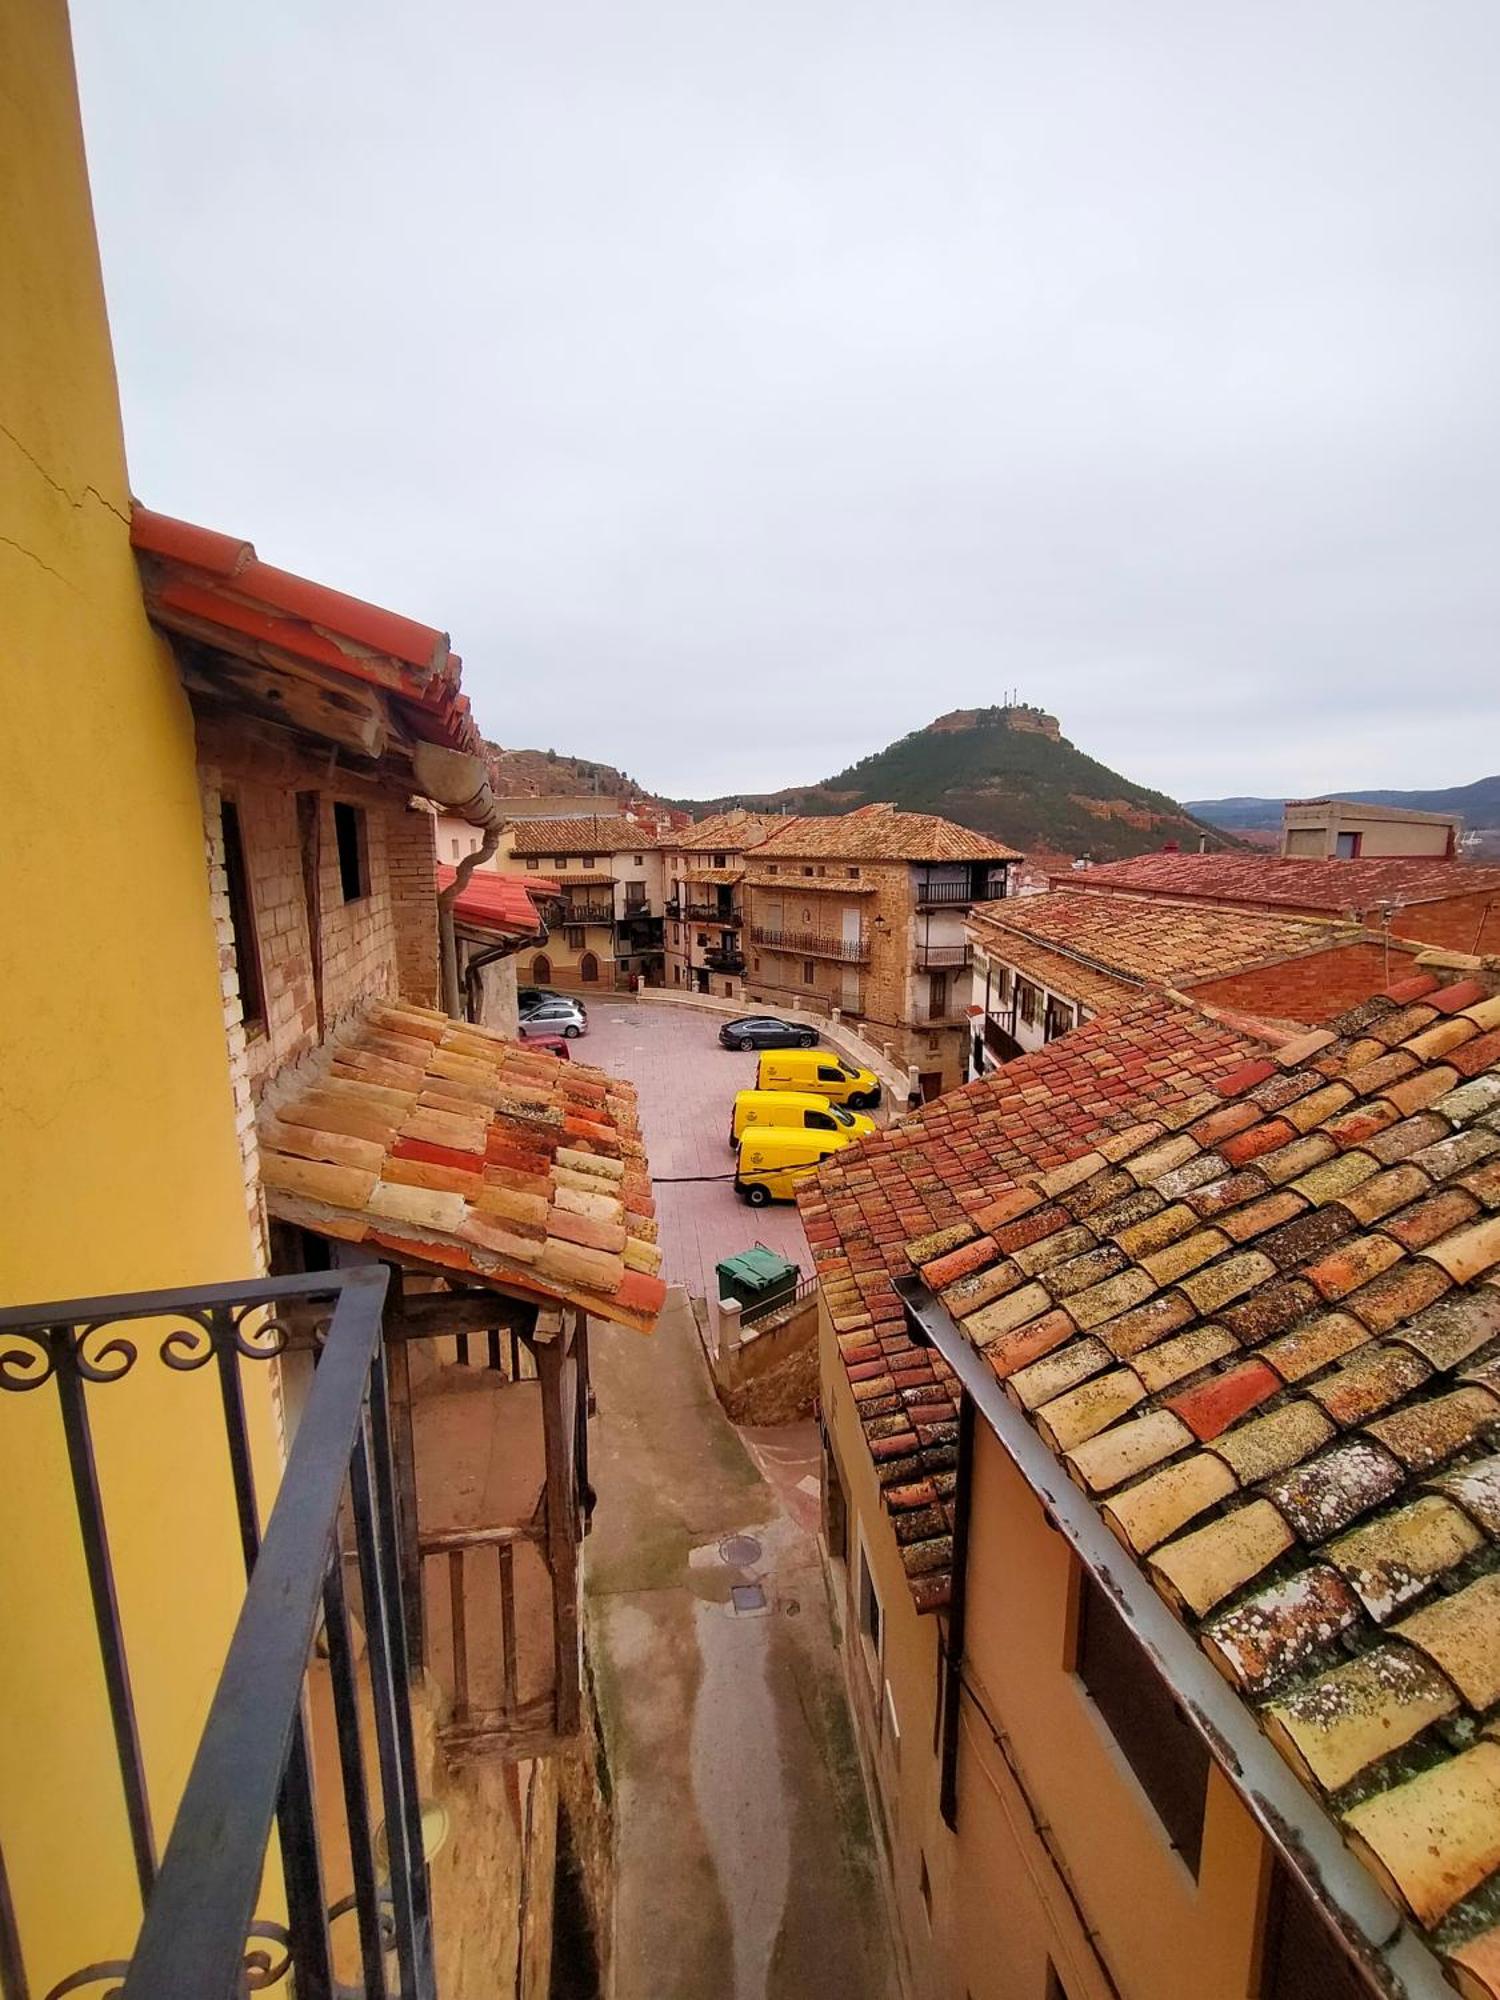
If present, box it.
[893,1272,1448,2000]
[411,744,509,1018]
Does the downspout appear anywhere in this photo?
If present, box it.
[462,919,549,1026]
[412,744,508,1021]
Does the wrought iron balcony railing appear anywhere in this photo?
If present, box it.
[748,926,869,963]
[561,902,614,926]
[0,1265,437,2000]
[682,900,736,923]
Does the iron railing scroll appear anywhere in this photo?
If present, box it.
[0,1265,437,2000]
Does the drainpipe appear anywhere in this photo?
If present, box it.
[412,744,508,1020]
[462,920,549,1026]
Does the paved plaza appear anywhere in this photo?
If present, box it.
[578,999,813,1303]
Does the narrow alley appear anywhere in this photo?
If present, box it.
[579,1000,897,2000]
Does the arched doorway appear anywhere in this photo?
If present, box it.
[532,953,552,984]
[579,951,600,983]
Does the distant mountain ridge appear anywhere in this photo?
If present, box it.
[481,741,646,801]
[673,706,1241,862]
[1189,776,1500,833]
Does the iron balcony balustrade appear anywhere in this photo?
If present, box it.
[680,900,737,924]
[703,948,746,974]
[0,1264,438,2000]
[748,926,870,963]
[560,901,615,927]
[913,877,978,909]
[913,942,973,973]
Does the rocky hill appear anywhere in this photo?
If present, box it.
[481,741,646,800]
[675,707,1239,861]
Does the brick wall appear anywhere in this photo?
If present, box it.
[195,719,433,1105]
[1393,892,1500,954]
[1185,941,1422,1024]
[197,762,268,1266]
[388,805,440,1006]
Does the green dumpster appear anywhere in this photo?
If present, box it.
[715,1244,799,1314]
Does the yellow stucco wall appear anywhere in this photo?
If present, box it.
[819,1303,1273,2000]
[0,3,281,1987]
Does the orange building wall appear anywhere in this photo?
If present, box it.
[819,1302,1275,2000]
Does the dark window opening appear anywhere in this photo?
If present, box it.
[221,799,265,1032]
[333,801,368,903]
[1075,1570,1208,1874]
[1260,1860,1376,2000]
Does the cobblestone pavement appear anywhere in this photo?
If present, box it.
[578,1000,812,1301]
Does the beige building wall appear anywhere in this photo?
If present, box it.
[1281,800,1458,859]
[820,1303,1284,2000]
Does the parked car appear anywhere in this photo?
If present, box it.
[520,986,584,1021]
[519,997,587,1039]
[734,1125,858,1205]
[519,1031,572,1061]
[755,1048,881,1109]
[729,1089,876,1147]
[717,1014,818,1052]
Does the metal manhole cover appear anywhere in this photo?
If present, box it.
[720,1534,762,1567]
[731,1583,767,1614]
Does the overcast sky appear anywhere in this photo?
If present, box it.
[73,2,1499,802]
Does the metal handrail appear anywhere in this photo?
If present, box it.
[0,1265,436,2000]
[748,926,869,962]
[740,1271,818,1330]
[914,944,973,971]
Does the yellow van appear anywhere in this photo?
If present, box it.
[754,1049,882,1109]
[735,1125,856,1206]
[730,1089,877,1147]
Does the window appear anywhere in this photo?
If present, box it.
[634,853,644,865]
[451,838,461,860]
[553,856,568,870]
[580,854,596,868]
[565,926,585,951]
[802,865,814,876]
[712,853,726,868]
[929,971,949,1019]
[579,952,599,982]
[847,866,860,878]
[766,863,778,874]
[857,1539,882,1667]
[220,800,265,1032]
[1334,831,1362,860]
[1075,1570,1208,1873]
[333,802,368,902]
[815,864,826,876]
[802,959,815,984]
[995,966,1013,1005]
[532,952,552,983]
[1019,980,1042,1028]
[806,1110,837,1131]
[1259,1860,1372,2000]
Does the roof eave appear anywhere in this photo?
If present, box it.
[895,1272,1451,2000]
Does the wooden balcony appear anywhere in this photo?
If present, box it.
[914,942,973,972]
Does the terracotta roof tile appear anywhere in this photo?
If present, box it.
[751,803,1019,863]
[871,973,1500,1960]
[258,1000,663,1331]
[508,816,662,855]
[1055,852,1500,919]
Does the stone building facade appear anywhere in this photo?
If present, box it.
[742,805,1020,1096]
[659,808,780,998]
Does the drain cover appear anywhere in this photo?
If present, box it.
[731,1582,767,1614]
[720,1534,763,1567]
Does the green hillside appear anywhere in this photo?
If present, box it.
[676,707,1240,861]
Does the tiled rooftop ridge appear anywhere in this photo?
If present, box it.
[749,805,1022,863]
[1053,851,1500,918]
[798,990,1274,1609]
[257,999,666,1332]
[507,817,662,855]
[901,974,1500,1976]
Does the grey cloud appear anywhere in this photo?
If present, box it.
[72,0,1500,800]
